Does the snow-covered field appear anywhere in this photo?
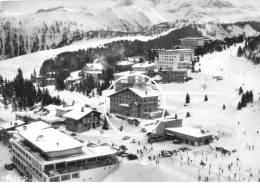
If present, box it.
[1,43,260,181]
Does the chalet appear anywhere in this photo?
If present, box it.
[108,87,163,119]
[36,76,44,87]
[46,78,55,86]
[63,107,102,133]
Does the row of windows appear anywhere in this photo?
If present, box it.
[13,150,43,179]
[49,172,80,182]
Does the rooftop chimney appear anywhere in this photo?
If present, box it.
[57,142,59,146]
[10,122,12,125]
[145,90,148,95]
[81,107,84,112]
[23,125,27,131]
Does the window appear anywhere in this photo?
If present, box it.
[50,176,60,182]
[61,174,71,181]
[72,173,80,179]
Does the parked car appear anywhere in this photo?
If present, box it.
[131,139,136,143]
[5,163,15,170]
[173,139,182,144]
[123,136,130,140]
[148,134,166,143]
[141,128,147,133]
[71,133,77,136]
[127,154,138,160]
[121,153,130,158]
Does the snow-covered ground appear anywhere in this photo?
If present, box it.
[1,43,260,181]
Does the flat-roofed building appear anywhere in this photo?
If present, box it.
[0,120,25,145]
[113,71,147,91]
[55,105,75,118]
[115,61,134,72]
[156,118,182,136]
[15,121,51,132]
[132,62,155,72]
[10,128,119,182]
[40,115,65,128]
[63,107,102,132]
[179,37,206,48]
[108,87,163,119]
[155,49,194,70]
[161,69,188,83]
[165,126,213,146]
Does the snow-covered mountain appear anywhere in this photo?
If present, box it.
[1,0,260,60]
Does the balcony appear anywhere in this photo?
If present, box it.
[44,158,120,177]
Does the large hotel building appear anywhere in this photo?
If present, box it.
[155,49,195,70]
[10,128,119,182]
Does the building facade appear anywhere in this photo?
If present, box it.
[155,49,194,69]
[161,69,188,83]
[113,71,147,91]
[10,128,119,182]
[109,87,163,119]
[132,62,155,72]
[84,71,102,81]
[63,108,102,133]
[179,37,205,48]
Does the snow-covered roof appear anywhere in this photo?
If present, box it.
[41,115,65,123]
[42,145,117,165]
[0,120,25,130]
[113,71,146,76]
[85,70,102,74]
[63,107,101,120]
[108,87,161,98]
[158,49,194,52]
[165,127,212,138]
[180,37,206,40]
[132,62,155,68]
[86,63,104,71]
[119,104,129,107]
[152,75,162,80]
[55,105,75,111]
[116,61,134,66]
[15,121,51,132]
[65,76,82,81]
[18,128,83,153]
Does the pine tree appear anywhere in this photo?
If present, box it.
[102,117,109,130]
[237,46,243,57]
[223,104,226,110]
[238,86,243,95]
[204,95,208,102]
[175,114,178,119]
[237,101,242,110]
[241,94,247,108]
[186,112,190,117]
[185,93,190,104]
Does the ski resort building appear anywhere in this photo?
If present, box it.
[10,128,119,182]
[108,87,163,119]
[179,37,206,48]
[113,71,147,91]
[0,120,25,145]
[165,127,213,146]
[55,105,75,118]
[155,49,194,69]
[132,62,156,72]
[155,118,182,135]
[63,107,102,133]
[160,69,188,82]
[40,115,65,128]
[115,61,134,72]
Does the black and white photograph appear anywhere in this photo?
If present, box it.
[0,0,260,184]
